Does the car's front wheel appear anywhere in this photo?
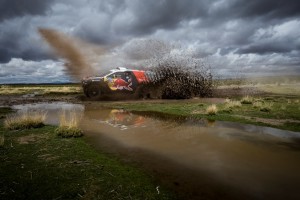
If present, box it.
[86,84,101,99]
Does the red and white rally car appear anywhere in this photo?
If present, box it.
[82,67,151,99]
[82,67,212,99]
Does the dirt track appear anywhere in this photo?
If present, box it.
[0,94,79,107]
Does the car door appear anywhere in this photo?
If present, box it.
[106,71,135,92]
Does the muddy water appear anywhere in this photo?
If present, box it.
[12,102,84,125]
[13,103,300,200]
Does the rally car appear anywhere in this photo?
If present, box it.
[82,67,212,99]
[82,67,151,99]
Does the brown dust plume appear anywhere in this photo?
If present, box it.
[38,28,96,80]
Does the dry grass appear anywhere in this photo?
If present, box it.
[206,104,218,115]
[55,110,83,138]
[222,99,242,113]
[0,85,81,95]
[241,96,253,104]
[225,98,231,103]
[225,100,242,108]
[253,101,273,112]
[253,101,263,108]
[4,111,46,130]
[259,83,300,96]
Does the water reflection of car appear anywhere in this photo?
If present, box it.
[107,109,145,127]
[83,107,146,129]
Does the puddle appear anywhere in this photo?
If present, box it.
[13,102,300,199]
[81,105,300,200]
[12,102,84,125]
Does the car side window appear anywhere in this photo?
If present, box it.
[107,72,124,79]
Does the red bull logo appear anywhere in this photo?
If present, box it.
[107,76,133,91]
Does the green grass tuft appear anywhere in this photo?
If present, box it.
[55,126,83,138]
[241,96,253,104]
[56,110,83,138]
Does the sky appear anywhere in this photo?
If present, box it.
[0,0,300,83]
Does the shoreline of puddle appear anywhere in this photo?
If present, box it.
[11,102,300,200]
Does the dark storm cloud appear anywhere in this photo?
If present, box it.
[229,0,300,19]
[239,44,291,54]
[0,16,54,62]
[236,19,300,55]
[111,0,209,35]
[0,0,54,22]
[73,0,210,44]
[1,0,300,60]
[0,0,300,82]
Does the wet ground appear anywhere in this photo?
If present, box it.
[13,102,300,200]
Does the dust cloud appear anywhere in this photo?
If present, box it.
[38,28,98,80]
[38,28,213,98]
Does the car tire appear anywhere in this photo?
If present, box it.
[87,84,101,99]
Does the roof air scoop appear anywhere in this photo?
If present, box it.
[116,67,127,70]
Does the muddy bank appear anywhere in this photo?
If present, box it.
[0,85,266,107]
[0,92,226,107]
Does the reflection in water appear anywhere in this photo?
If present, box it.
[12,102,84,125]
[96,109,146,130]
[207,119,216,127]
[12,102,300,200]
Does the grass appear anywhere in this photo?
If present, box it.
[0,84,82,96]
[259,83,300,95]
[99,96,300,132]
[206,104,218,115]
[55,110,83,138]
[222,100,242,113]
[4,111,46,130]
[0,110,175,200]
[225,100,242,108]
[215,75,300,97]
[253,101,273,112]
[0,107,12,119]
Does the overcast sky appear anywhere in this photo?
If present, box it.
[0,0,300,83]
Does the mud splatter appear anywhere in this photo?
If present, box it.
[138,56,213,99]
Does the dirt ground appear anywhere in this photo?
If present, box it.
[0,87,266,107]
